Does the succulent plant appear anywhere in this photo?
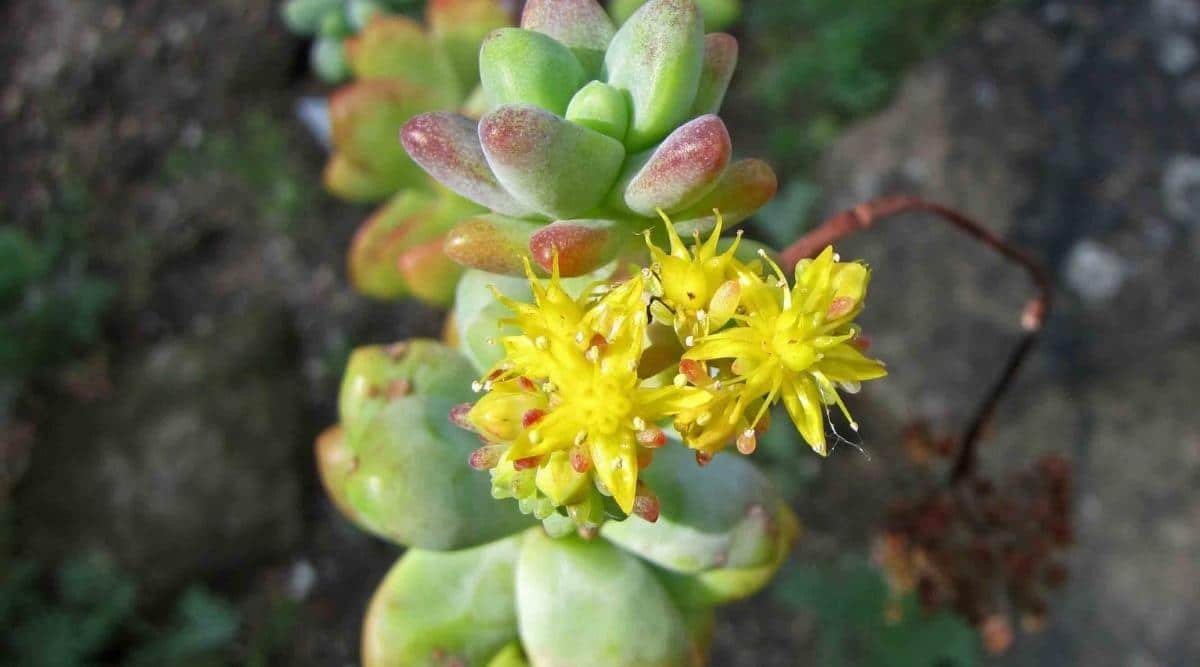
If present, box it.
[608,0,741,32]
[318,335,802,666]
[282,0,424,83]
[313,2,891,665]
[401,0,777,287]
[310,1,513,303]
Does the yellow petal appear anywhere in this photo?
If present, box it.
[782,377,827,456]
[589,435,637,514]
[815,345,888,383]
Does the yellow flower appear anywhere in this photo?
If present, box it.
[684,247,887,455]
[644,211,745,343]
[464,258,709,518]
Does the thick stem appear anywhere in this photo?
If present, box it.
[779,195,1052,483]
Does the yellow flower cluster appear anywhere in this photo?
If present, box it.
[455,212,886,528]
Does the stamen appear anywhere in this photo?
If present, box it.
[633,485,661,523]
[468,445,505,470]
[522,409,547,428]
[449,403,475,431]
[636,427,667,448]
[736,429,758,455]
[569,443,590,473]
[513,455,541,471]
[679,359,705,384]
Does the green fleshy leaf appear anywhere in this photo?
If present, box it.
[516,532,699,667]
[602,445,799,606]
[521,0,616,77]
[337,340,531,548]
[486,643,530,667]
[565,81,630,141]
[346,15,463,101]
[326,79,445,201]
[427,0,514,90]
[282,0,343,35]
[480,28,587,116]
[311,37,351,83]
[363,537,523,667]
[604,0,705,150]
[348,189,481,301]
[479,104,625,218]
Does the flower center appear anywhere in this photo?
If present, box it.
[573,377,631,435]
[771,330,818,373]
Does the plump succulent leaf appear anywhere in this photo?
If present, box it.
[397,233,464,305]
[480,28,588,116]
[454,270,529,373]
[349,189,481,302]
[564,81,630,141]
[283,0,344,35]
[401,113,537,218]
[516,532,703,667]
[324,153,397,202]
[326,80,444,202]
[672,158,778,226]
[690,33,738,116]
[315,425,364,526]
[485,643,530,667]
[444,214,546,276]
[601,444,800,605]
[336,340,531,548]
[346,0,387,31]
[479,104,626,219]
[613,114,731,216]
[520,0,616,77]
[610,0,741,32]
[604,0,705,151]
[311,36,352,83]
[528,219,629,277]
[345,15,463,101]
[362,536,522,667]
[427,0,514,90]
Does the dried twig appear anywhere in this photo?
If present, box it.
[779,195,1052,483]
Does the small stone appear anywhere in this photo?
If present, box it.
[1153,0,1200,27]
[1158,34,1198,76]
[1064,240,1129,305]
[286,559,317,600]
[1163,154,1200,222]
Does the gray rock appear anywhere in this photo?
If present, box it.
[1159,34,1199,76]
[1063,239,1130,305]
[1163,154,1200,222]
[804,4,1200,665]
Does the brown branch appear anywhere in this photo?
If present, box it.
[779,195,1052,483]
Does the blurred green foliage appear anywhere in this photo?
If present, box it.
[0,220,112,414]
[164,111,317,233]
[774,557,979,667]
[0,553,240,667]
[748,0,1022,171]
[743,0,1023,255]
